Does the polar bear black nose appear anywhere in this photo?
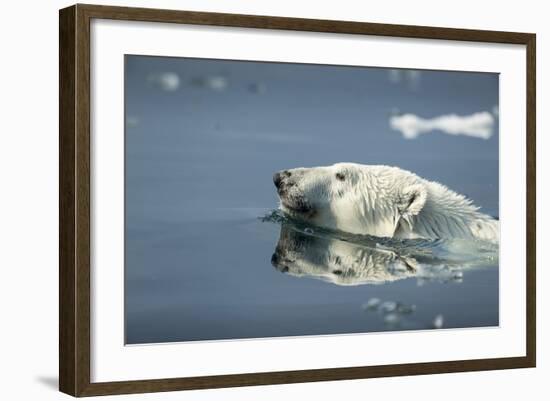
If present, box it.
[273,172,283,189]
[274,170,292,189]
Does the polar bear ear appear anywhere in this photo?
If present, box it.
[399,184,427,217]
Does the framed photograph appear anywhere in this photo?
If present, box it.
[59,4,536,397]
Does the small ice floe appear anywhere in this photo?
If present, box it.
[361,298,381,311]
[384,313,400,325]
[433,314,445,329]
[148,72,180,92]
[191,75,228,91]
[380,301,398,313]
[364,299,416,327]
[304,228,314,234]
[396,303,416,315]
[387,69,422,90]
[390,111,494,140]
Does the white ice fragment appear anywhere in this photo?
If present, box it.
[433,314,445,329]
[390,111,494,140]
[148,72,180,91]
[361,298,381,311]
[380,301,397,313]
[384,313,400,325]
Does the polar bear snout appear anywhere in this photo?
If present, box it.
[273,169,315,217]
[273,170,292,191]
[273,171,283,189]
[273,170,297,199]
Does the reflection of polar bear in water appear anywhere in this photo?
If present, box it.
[270,224,465,286]
[273,163,498,242]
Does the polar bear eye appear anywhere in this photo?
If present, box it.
[335,172,346,181]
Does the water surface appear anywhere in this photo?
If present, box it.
[125,209,498,344]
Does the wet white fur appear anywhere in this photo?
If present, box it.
[277,163,499,242]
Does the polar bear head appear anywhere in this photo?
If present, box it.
[273,163,428,237]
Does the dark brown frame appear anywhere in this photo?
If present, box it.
[59,3,536,397]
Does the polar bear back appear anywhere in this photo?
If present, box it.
[395,179,499,242]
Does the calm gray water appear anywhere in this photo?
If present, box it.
[124,56,499,344]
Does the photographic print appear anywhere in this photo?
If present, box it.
[124,55,499,344]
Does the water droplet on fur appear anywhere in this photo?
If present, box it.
[304,228,314,234]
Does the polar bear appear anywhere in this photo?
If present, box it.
[273,163,499,242]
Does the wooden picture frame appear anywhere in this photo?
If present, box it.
[59,3,536,397]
